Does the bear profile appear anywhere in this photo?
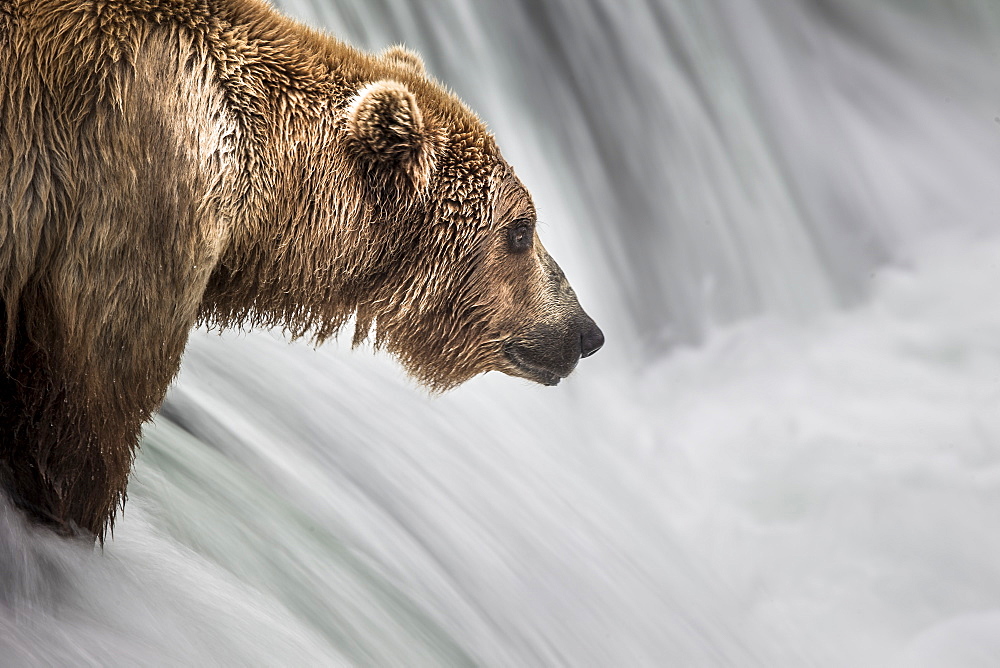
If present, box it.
[0,0,603,538]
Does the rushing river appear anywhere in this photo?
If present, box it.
[4,1,1000,666]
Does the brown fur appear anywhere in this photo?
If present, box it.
[0,0,601,538]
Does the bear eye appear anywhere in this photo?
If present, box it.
[506,220,534,254]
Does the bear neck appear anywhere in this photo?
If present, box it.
[167,2,423,341]
[112,0,488,343]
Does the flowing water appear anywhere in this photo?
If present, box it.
[4,1,1000,666]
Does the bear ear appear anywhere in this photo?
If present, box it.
[344,80,436,192]
[382,45,427,75]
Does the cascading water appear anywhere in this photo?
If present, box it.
[3,1,1000,666]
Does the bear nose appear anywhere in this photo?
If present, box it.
[580,318,605,358]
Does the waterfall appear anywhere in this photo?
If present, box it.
[3,1,1000,666]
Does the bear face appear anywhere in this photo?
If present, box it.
[483,171,605,386]
[334,71,603,391]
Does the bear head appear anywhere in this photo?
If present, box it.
[338,49,604,391]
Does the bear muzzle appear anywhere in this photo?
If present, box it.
[502,315,604,386]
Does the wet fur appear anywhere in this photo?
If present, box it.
[0,0,591,538]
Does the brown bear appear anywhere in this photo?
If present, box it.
[0,0,603,539]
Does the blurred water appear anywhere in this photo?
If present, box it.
[4,0,1000,666]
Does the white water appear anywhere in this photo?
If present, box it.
[4,1,1000,666]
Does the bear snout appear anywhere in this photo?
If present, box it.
[502,315,603,386]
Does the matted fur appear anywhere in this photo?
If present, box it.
[0,0,599,539]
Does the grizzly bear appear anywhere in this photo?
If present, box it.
[0,0,603,539]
